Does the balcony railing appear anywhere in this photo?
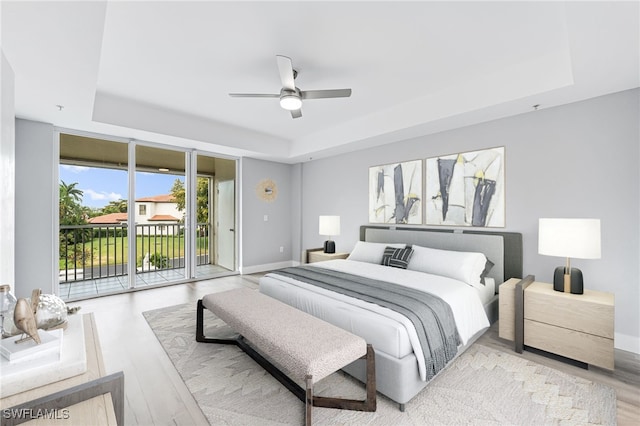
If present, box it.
[59,222,211,283]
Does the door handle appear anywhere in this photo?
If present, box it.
[229,229,235,232]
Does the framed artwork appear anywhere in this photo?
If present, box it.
[425,147,505,227]
[369,159,422,224]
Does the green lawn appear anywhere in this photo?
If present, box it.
[60,234,209,269]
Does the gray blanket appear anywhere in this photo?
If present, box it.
[270,265,460,380]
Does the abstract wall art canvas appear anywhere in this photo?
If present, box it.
[369,160,422,224]
[426,147,505,227]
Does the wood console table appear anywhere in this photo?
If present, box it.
[0,314,124,425]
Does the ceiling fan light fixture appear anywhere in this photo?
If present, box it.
[230,56,350,118]
[280,94,302,111]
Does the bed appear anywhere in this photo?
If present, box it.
[259,225,523,409]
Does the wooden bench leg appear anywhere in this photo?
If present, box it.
[365,344,376,410]
[311,344,376,412]
[305,375,313,426]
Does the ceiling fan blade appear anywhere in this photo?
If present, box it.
[229,93,279,98]
[276,55,296,91]
[301,89,352,99]
[290,109,302,119]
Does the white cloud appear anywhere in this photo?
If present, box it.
[82,189,122,202]
[60,165,89,173]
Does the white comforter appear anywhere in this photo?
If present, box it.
[260,259,490,381]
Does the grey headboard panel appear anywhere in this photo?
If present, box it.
[360,226,523,288]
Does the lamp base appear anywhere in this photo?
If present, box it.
[553,266,583,294]
[323,240,335,254]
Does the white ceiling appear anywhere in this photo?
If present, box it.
[2,1,638,163]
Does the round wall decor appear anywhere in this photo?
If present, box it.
[256,178,278,202]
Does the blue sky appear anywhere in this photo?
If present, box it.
[60,165,184,209]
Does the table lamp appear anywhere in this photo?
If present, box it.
[319,215,340,254]
[538,218,601,294]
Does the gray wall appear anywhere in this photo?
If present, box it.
[299,89,640,352]
[15,119,56,298]
[290,163,303,263]
[240,157,294,270]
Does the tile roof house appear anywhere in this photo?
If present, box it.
[88,195,182,234]
[87,213,128,225]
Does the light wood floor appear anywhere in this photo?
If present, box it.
[71,274,640,425]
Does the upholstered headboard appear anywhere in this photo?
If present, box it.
[360,225,523,290]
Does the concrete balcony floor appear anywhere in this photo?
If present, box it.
[59,264,231,301]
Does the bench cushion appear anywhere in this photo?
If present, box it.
[202,288,367,383]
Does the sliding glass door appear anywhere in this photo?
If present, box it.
[58,134,130,300]
[58,133,237,301]
[134,145,188,286]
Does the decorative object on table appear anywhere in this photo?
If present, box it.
[0,314,87,398]
[36,293,69,331]
[0,285,17,338]
[1,287,67,364]
[256,178,278,202]
[538,218,601,294]
[369,159,422,224]
[319,215,340,254]
[13,298,41,344]
[2,290,72,338]
[425,147,505,227]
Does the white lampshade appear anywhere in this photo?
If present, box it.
[538,218,601,259]
[319,215,340,236]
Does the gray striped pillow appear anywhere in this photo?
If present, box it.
[381,246,414,269]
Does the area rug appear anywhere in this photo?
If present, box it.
[143,302,616,425]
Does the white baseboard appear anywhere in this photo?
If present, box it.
[615,332,640,354]
[240,260,300,275]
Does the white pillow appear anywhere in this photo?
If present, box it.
[347,241,406,264]
[407,245,487,289]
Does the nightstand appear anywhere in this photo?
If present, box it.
[499,278,614,370]
[307,251,349,263]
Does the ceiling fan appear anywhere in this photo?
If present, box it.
[229,55,352,119]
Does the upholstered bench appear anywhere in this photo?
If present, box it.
[196,287,376,425]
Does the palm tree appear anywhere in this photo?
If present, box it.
[59,180,85,225]
[59,181,92,268]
